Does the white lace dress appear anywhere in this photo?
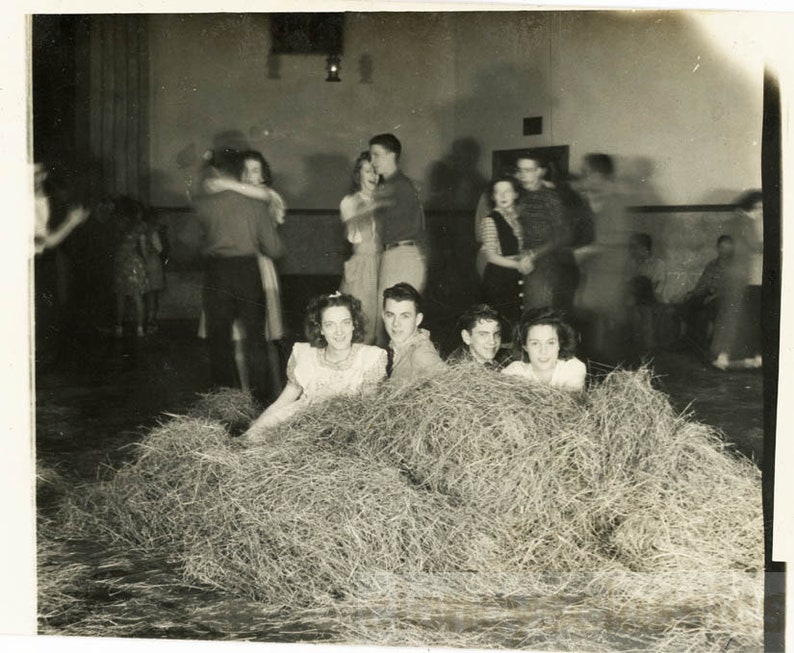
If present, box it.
[259,342,387,427]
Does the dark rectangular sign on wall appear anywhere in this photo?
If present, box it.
[270,13,345,54]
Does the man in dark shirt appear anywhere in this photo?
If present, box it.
[370,133,428,345]
[514,155,570,311]
[195,152,284,403]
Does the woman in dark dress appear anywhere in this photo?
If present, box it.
[479,176,525,323]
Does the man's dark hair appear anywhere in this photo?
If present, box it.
[209,147,241,177]
[383,282,422,311]
[457,304,504,334]
[514,152,546,171]
[369,133,402,160]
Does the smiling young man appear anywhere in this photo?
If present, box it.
[447,304,510,370]
[382,282,445,384]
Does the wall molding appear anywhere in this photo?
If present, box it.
[153,204,739,216]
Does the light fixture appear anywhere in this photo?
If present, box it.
[325,53,341,82]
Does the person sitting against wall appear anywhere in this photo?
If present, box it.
[677,234,734,352]
[624,232,669,351]
[242,291,387,438]
[447,303,511,369]
[502,307,586,392]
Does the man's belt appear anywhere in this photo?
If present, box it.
[384,240,417,251]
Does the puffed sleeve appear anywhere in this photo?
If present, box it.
[285,347,302,391]
[559,357,587,392]
[501,361,523,377]
[361,347,388,391]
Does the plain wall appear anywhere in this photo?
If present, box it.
[148,11,762,209]
[144,11,765,318]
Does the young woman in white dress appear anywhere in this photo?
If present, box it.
[502,307,587,392]
[243,292,387,438]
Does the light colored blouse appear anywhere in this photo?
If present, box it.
[262,342,387,426]
[502,357,587,392]
[479,210,524,256]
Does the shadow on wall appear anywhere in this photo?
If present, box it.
[616,156,663,206]
[423,137,489,349]
[426,137,488,212]
[420,60,550,351]
[301,152,354,210]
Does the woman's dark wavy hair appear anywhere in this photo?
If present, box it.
[239,149,273,186]
[513,307,578,363]
[485,175,523,211]
[350,151,372,193]
[304,292,367,348]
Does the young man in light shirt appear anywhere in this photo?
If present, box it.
[382,282,445,384]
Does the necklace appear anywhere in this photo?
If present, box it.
[321,345,357,369]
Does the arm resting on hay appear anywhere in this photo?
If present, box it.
[361,348,389,392]
[243,382,303,437]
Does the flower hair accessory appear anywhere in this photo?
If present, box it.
[328,291,343,299]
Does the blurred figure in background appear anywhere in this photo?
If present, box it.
[710,190,763,370]
[479,176,525,323]
[677,235,734,353]
[624,232,668,351]
[544,159,594,313]
[571,153,631,362]
[199,149,287,396]
[513,154,569,312]
[141,210,167,334]
[370,133,429,346]
[339,151,381,344]
[111,197,150,338]
[34,160,90,369]
[195,147,284,403]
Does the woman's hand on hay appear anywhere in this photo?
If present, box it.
[240,413,277,441]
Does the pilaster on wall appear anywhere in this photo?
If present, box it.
[84,15,150,202]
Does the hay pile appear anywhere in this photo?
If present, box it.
[60,366,763,649]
